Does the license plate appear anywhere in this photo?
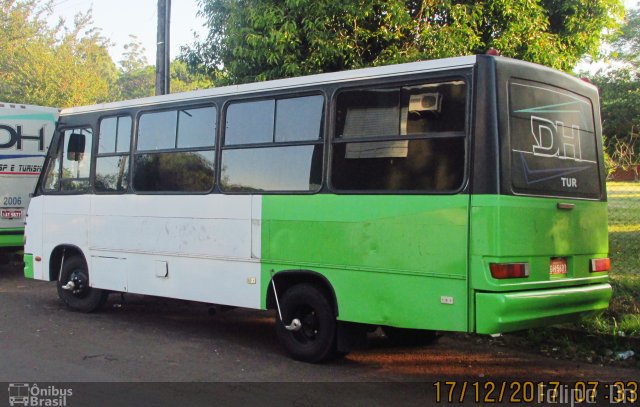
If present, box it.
[550,257,568,277]
[1,209,22,219]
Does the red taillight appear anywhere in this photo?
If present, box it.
[490,263,530,279]
[590,258,610,272]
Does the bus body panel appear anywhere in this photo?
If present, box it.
[27,194,264,309]
[88,194,262,308]
[41,195,91,277]
[470,194,609,291]
[0,104,58,248]
[261,194,470,331]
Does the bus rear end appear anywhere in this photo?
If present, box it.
[471,57,611,334]
[0,103,58,249]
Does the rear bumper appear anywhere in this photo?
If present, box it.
[475,283,612,334]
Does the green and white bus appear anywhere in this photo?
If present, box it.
[1,103,58,251]
[24,55,611,362]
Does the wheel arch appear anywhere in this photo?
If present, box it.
[266,270,339,317]
[49,245,86,282]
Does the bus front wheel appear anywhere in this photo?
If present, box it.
[56,255,108,313]
[275,283,337,363]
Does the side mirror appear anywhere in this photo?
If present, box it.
[66,132,86,161]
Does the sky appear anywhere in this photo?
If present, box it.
[51,0,207,65]
[52,0,640,69]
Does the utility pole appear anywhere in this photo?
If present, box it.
[155,0,171,96]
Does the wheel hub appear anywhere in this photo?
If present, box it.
[67,270,89,297]
[294,307,319,342]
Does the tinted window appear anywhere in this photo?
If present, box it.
[275,95,324,142]
[221,94,324,193]
[509,80,600,198]
[133,106,217,193]
[133,151,215,192]
[95,156,129,192]
[337,89,399,138]
[332,139,464,191]
[177,107,216,148]
[99,116,132,154]
[225,100,274,145]
[332,81,466,192]
[96,115,132,193]
[43,139,62,191]
[138,110,177,150]
[116,116,132,152]
[98,117,117,153]
[221,145,322,192]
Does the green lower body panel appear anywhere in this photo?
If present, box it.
[0,228,24,248]
[475,283,612,334]
[23,254,34,279]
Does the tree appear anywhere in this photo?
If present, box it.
[115,36,215,101]
[610,7,640,66]
[0,0,118,107]
[589,8,640,168]
[115,36,156,100]
[182,0,623,84]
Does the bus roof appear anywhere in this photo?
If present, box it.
[61,55,478,115]
[0,103,59,113]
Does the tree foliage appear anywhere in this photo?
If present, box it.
[115,36,215,100]
[182,0,623,84]
[589,7,640,164]
[1,1,214,107]
[0,0,118,107]
[115,35,156,100]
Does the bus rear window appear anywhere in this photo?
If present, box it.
[509,80,601,199]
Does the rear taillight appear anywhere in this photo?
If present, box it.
[590,258,610,272]
[490,263,530,279]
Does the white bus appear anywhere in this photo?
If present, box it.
[0,103,58,252]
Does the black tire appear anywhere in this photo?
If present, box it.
[275,284,337,363]
[383,326,438,347]
[56,255,108,313]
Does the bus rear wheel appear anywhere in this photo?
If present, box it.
[56,255,108,313]
[275,283,337,363]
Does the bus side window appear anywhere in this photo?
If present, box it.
[133,106,216,193]
[331,81,466,192]
[220,95,324,193]
[95,116,132,193]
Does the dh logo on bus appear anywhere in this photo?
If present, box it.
[0,125,46,151]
